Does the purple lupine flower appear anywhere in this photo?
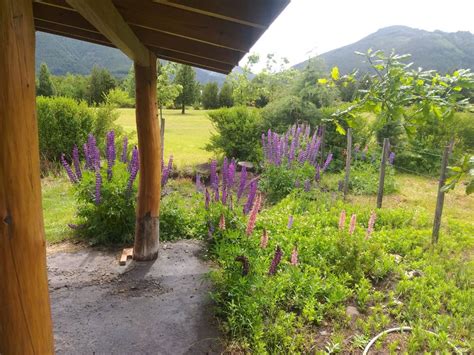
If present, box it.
[304,179,311,192]
[294,179,300,188]
[121,137,128,163]
[322,153,333,172]
[288,138,296,166]
[221,186,227,205]
[106,131,115,180]
[227,161,236,188]
[388,152,395,165]
[222,157,229,188]
[214,184,220,202]
[237,166,247,200]
[60,154,78,184]
[87,134,99,170]
[126,155,139,196]
[310,137,322,165]
[195,173,202,191]
[128,146,139,173]
[204,188,210,209]
[95,171,102,205]
[83,143,91,170]
[268,246,283,275]
[161,168,169,186]
[72,145,82,180]
[287,215,294,229]
[243,179,257,215]
[297,149,306,163]
[315,164,321,182]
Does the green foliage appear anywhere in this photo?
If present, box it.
[174,64,198,114]
[259,162,316,204]
[87,66,116,105]
[37,63,55,97]
[206,106,263,162]
[201,82,219,109]
[104,88,134,108]
[347,160,397,195]
[209,191,473,353]
[228,54,260,106]
[37,96,94,163]
[444,155,474,195]
[91,104,124,152]
[52,73,89,101]
[74,162,136,245]
[218,81,234,107]
[261,95,321,132]
[157,61,182,108]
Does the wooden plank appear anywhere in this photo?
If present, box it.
[119,248,134,265]
[35,20,113,46]
[113,0,261,52]
[66,0,151,66]
[376,138,390,208]
[154,0,290,28]
[133,52,161,261]
[432,139,454,244]
[343,128,352,199]
[0,0,54,352]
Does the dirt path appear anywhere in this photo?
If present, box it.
[47,240,222,354]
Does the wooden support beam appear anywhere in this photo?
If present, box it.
[0,0,54,353]
[65,0,151,66]
[133,52,161,261]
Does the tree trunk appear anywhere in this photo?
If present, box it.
[133,52,161,261]
[181,102,185,114]
[0,0,54,352]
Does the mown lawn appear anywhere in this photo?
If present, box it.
[116,108,214,167]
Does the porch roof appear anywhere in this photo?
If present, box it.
[33,0,290,74]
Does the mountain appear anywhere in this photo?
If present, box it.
[35,32,229,84]
[295,26,474,74]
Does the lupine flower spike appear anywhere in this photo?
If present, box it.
[246,193,262,236]
[366,211,377,239]
[290,245,298,266]
[218,214,226,231]
[338,210,346,230]
[243,179,257,215]
[268,246,283,275]
[60,154,78,184]
[349,214,357,235]
[95,171,102,205]
[287,215,294,229]
[260,229,269,248]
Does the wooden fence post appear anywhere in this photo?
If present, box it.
[343,128,352,199]
[319,124,326,166]
[376,138,390,208]
[432,139,454,244]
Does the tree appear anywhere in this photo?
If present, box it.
[202,82,219,109]
[219,81,234,107]
[173,64,197,114]
[87,66,116,105]
[37,62,54,97]
[157,61,182,108]
[52,73,88,101]
[122,65,135,99]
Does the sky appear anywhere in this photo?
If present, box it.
[242,0,474,70]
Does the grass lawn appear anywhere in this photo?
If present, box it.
[116,108,214,167]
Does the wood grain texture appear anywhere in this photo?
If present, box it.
[0,0,54,352]
[133,52,161,261]
[66,0,150,66]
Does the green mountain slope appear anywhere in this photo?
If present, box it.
[295,26,474,74]
[35,32,229,84]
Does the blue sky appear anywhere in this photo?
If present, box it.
[243,0,474,70]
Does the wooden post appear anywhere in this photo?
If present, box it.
[0,0,54,352]
[432,139,454,244]
[376,138,390,208]
[343,128,352,199]
[160,105,165,161]
[133,52,161,261]
[319,124,326,166]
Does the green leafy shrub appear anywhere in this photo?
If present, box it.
[206,106,263,162]
[104,87,135,108]
[37,96,94,163]
[347,160,397,195]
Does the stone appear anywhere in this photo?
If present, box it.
[346,305,360,318]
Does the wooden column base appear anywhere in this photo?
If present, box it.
[133,214,159,261]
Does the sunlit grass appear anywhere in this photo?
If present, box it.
[116,108,215,167]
